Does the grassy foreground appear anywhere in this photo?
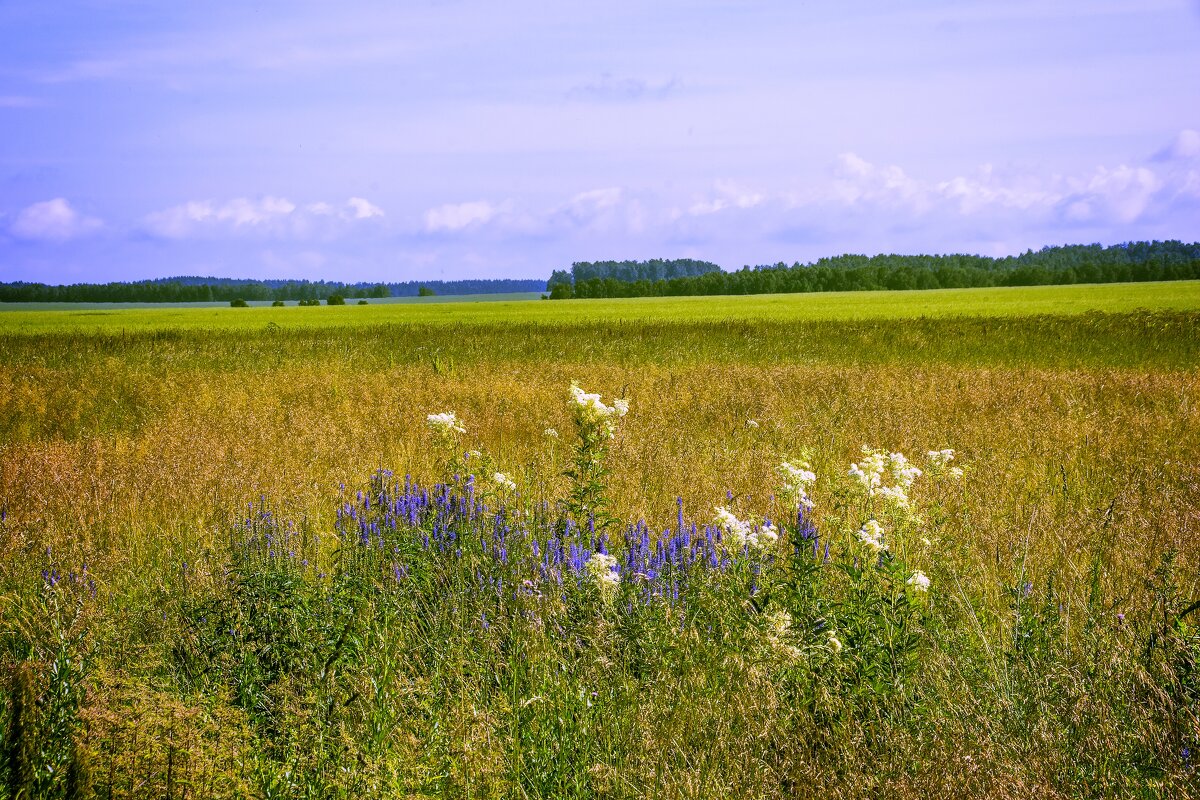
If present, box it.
[1,284,1199,798]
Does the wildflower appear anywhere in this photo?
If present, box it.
[745,419,759,429]
[826,629,844,653]
[765,608,793,636]
[715,506,752,549]
[544,427,559,439]
[856,519,886,553]
[875,485,910,508]
[759,522,779,546]
[906,570,931,592]
[888,451,923,487]
[585,551,620,594]
[427,411,465,435]
[493,472,516,491]
[928,449,955,466]
[779,459,817,509]
[569,383,629,436]
[948,466,964,479]
[465,449,482,460]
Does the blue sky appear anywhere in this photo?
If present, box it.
[1,0,1198,283]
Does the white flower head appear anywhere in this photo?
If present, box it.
[826,629,843,653]
[779,459,817,510]
[745,418,759,429]
[543,427,559,439]
[759,522,779,546]
[585,551,620,594]
[927,449,956,467]
[765,608,793,636]
[569,383,628,436]
[856,519,887,553]
[715,505,752,549]
[492,472,516,491]
[907,570,931,592]
[875,485,910,508]
[427,411,465,435]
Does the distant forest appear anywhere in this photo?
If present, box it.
[547,259,722,294]
[553,242,1200,299]
[0,276,546,304]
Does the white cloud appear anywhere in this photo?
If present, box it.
[424,200,500,232]
[1062,165,1161,223]
[688,180,764,216]
[346,197,384,219]
[10,198,102,241]
[1153,129,1200,162]
[144,196,384,238]
[566,74,680,102]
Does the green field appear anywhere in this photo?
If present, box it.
[1,282,1198,798]
[2,280,1198,335]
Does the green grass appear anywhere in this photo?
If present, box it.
[1,280,1197,336]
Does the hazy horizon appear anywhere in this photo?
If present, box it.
[2,1,1199,284]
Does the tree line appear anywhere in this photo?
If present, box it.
[550,242,1200,299]
[0,276,546,304]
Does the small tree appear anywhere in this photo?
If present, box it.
[271,300,285,307]
[230,298,249,307]
[418,286,436,297]
[326,294,346,306]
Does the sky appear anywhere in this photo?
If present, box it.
[1,0,1198,284]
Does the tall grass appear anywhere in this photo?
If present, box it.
[1,296,1198,797]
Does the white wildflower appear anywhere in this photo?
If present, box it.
[826,629,843,653]
[543,427,559,439]
[569,383,628,437]
[715,505,753,549]
[745,419,759,428]
[426,411,465,435]
[856,519,886,553]
[585,551,620,593]
[759,522,780,547]
[465,449,482,460]
[875,485,910,508]
[927,448,955,466]
[949,466,964,479]
[492,472,516,491]
[765,608,793,636]
[780,459,817,510]
[906,570,931,592]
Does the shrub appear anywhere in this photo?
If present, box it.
[357,300,368,305]
[418,286,436,297]
[326,295,345,306]
[230,298,248,308]
[271,300,284,307]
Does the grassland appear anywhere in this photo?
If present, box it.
[1,282,1199,798]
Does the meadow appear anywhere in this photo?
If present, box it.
[1,282,1199,798]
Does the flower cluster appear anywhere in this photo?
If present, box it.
[492,472,516,492]
[927,448,964,478]
[856,519,887,553]
[778,459,817,510]
[569,383,629,437]
[764,609,803,661]
[585,551,620,593]
[848,447,922,508]
[714,506,778,550]
[427,411,466,436]
[906,570,931,592]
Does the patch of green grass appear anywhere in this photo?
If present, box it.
[1,280,1198,336]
